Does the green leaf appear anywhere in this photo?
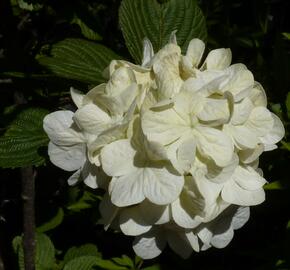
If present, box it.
[282,32,290,40]
[119,0,207,63]
[111,255,134,268]
[66,190,100,212]
[72,15,102,41]
[37,208,64,233]
[63,256,100,270]
[10,0,42,11]
[0,108,49,168]
[64,244,101,264]
[281,141,290,152]
[37,39,121,84]
[264,181,283,190]
[286,92,290,119]
[13,233,55,270]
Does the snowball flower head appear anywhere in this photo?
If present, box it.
[43,33,285,259]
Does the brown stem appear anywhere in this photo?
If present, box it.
[21,167,36,270]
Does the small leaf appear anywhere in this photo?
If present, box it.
[13,233,55,270]
[281,141,290,152]
[37,208,64,233]
[11,0,42,11]
[119,0,207,63]
[37,39,121,84]
[282,32,290,40]
[111,255,134,268]
[72,15,102,41]
[66,190,100,212]
[264,181,283,190]
[0,108,49,168]
[64,244,101,264]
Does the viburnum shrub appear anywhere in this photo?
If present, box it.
[43,33,284,259]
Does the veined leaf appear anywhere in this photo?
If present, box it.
[37,39,120,84]
[64,244,101,264]
[63,256,101,270]
[0,108,49,168]
[13,233,55,270]
[119,0,207,63]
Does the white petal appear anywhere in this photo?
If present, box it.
[231,97,254,125]
[70,87,84,108]
[176,136,196,172]
[101,139,135,177]
[81,161,106,189]
[185,38,205,67]
[99,84,138,115]
[67,169,81,186]
[153,44,183,99]
[48,142,86,171]
[204,48,232,70]
[206,154,239,184]
[106,66,136,96]
[197,227,213,247]
[142,108,189,145]
[119,206,152,236]
[143,167,184,205]
[221,64,254,101]
[196,127,234,167]
[88,123,127,165]
[233,166,266,191]
[142,38,154,67]
[239,144,264,164]
[83,84,106,105]
[231,207,250,230]
[109,170,145,207]
[246,107,274,136]
[249,82,267,107]
[222,180,265,206]
[185,231,200,252]
[171,198,201,229]
[197,97,230,124]
[211,227,234,249]
[43,111,84,145]
[259,113,285,146]
[169,30,178,44]
[224,124,259,149]
[133,229,166,259]
[73,104,112,135]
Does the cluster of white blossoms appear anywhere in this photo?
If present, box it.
[43,33,285,259]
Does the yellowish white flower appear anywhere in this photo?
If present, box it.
[43,33,285,260]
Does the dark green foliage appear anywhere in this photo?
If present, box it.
[119,0,207,63]
[37,39,121,84]
[0,108,49,168]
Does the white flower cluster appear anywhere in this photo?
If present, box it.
[43,34,285,259]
